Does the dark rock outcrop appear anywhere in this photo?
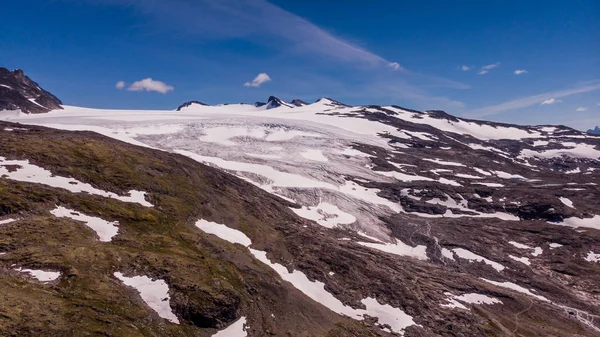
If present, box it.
[291,99,308,107]
[0,68,62,114]
[176,100,208,111]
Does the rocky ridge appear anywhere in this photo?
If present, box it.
[0,67,62,114]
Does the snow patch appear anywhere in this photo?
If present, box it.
[481,279,549,302]
[509,255,531,266]
[195,219,252,246]
[16,268,61,282]
[357,240,428,260]
[453,248,505,272]
[211,317,247,337]
[114,272,179,324]
[584,252,600,263]
[559,197,574,208]
[0,157,153,207]
[0,218,16,225]
[50,206,119,242]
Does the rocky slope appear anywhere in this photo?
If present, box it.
[0,68,62,114]
[1,73,600,336]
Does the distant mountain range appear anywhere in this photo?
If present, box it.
[588,126,600,135]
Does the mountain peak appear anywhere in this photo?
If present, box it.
[266,96,293,109]
[0,68,62,114]
[176,100,208,111]
[587,126,600,135]
[315,97,350,107]
[291,99,308,107]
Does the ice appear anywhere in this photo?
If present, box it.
[300,149,328,162]
[16,268,61,282]
[195,219,252,246]
[549,243,563,249]
[50,206,119,242]
[531,247,543,256]
[357,240,428,260]
[114,272,179,324]
[0,156,153,207]
[339,148,371,157]
[384,108,542,140]
[212,317,247,337]
[559,197,574,208]
[453,248,505,272]
[291,202,356,228]
[0,218,16,225]
[585,252,600,263]
[480,279,549,302]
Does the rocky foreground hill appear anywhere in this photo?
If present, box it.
[0,70,599,336]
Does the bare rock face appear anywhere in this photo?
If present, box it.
[0,68,63,114]
[176,100,208,111]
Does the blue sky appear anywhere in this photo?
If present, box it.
[1,0,598,129]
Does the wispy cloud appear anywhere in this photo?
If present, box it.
[575,107,588,112]
[514,69,528,75]
[244,73,271,87]
[460,65,470,71]
[541,98,561,105]
[468,81,600,117]
[388,62,402,71]
[115,81,125,89]
[127,78,174,94]
[478,62,500,75]
[86,0,467,94]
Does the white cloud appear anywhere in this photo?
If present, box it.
[478,62,500,75]
[461,65,470,71]
[127,78,174,94]
[514,69,528,75]
[388,62,402,71]
[468,81,600,117]
[575,107,588,112]
[115,81,125,89]
[541,98,562,105]
[244,73,271,87]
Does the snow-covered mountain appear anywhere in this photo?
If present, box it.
[0,67,62,114]
[1,71,600,336]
